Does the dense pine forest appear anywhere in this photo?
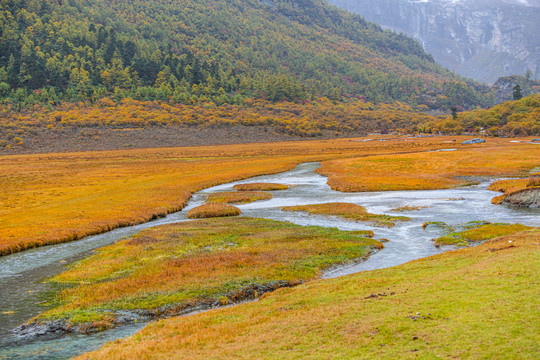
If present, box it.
[0,0,493,109]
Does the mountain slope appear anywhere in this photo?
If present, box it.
[0,0,491,109]
[329,0,540,83]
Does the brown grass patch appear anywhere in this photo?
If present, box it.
[186,204,241,219]
[207,191,272,204]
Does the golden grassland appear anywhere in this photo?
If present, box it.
[78,228,540,360]
[206,191,272,204]
[317,142,540,192]
[0,136,537,256]
[233,183,289,191]
[488,177,540,204]
[282,202,410,228]
[38,217,382,329]
[186,203,241,219]
[433,223,531,246]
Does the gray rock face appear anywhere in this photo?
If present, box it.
[462,138,485,144]
[503,187,540,208]
[328,0,540,83]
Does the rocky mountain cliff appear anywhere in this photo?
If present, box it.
[328,0,540,83]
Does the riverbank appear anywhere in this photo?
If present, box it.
[78,228,540,359]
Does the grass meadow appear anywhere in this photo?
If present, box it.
[1,136,537,256]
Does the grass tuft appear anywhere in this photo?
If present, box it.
[186,204,241,219]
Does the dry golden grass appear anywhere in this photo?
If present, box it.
[77,228,540,360]
[282,202,409,227]
[318,142,540,192]
[0,136,535,256]
[233,183,289,191]
[206,191,272,204]
[186,204,241,219]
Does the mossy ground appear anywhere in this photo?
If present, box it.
[39,217,381,329]
[78,228,540,359]
[282,202,410,227]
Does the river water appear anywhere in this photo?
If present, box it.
[1,162,538,359]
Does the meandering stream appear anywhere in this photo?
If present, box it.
[1,162,538,359]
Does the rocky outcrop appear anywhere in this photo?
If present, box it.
[328,0,540,83]
[503,187,540,208]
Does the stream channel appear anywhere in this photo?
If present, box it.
[1,162,538,359]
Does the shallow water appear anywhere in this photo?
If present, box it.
[0,162,538,359]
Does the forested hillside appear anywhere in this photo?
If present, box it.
[0,0,492,110]
[420,94,540,136]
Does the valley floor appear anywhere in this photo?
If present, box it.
[1,136,538,359]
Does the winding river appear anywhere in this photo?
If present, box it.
[1,162,538,359]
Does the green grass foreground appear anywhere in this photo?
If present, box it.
[282,202,410,227]
[78,228,540,359]
[39,217,382,330]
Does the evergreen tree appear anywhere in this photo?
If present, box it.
[513,84,523,101]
